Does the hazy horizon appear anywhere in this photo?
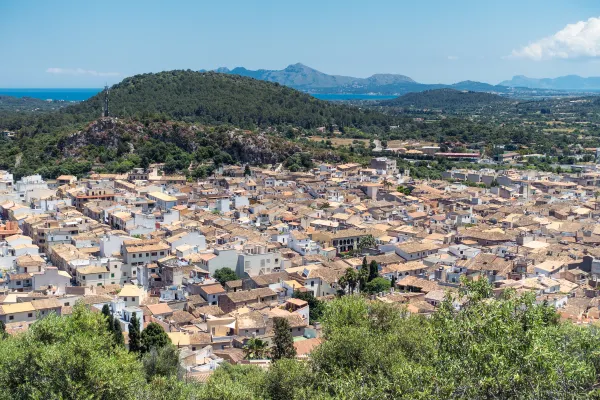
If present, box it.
[2,0,600,87]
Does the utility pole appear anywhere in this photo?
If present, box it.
[102,84,109,117]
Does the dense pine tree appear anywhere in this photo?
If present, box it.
[113,318,125,347]
[368,260,379,282]
[271,317,296,361]
[101,304,113,329]
[128,313,141,353]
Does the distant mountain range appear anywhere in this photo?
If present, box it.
[500,75,600,91]
[205,63,415,92]
[203,63,579,98]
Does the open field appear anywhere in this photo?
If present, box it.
[543,128,576,133]
[308,137,370,146]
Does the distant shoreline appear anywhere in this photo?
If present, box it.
[0,88,395,102]
[0,88,102,102]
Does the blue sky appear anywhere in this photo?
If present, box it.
[2,0,600,87]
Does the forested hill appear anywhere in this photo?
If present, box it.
[381,88,510,110]
[65,70,397,129]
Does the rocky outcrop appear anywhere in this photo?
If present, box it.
[59,118,301,165]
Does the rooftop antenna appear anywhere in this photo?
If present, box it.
[102,84,109,118]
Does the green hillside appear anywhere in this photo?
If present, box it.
[66,70,397,129]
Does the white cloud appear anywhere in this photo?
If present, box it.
[447,55,459,61]
[46,68,120,77]
[511,17,600,60]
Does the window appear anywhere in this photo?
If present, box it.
[98,274,102,279]
[132,254,136,258]
[65,302,70,306]
[83,276,86,280]
[16,281,21,285]
[160,251,164,256]
[28,313,33,318]
[311,281,314,287]
[9,316,13,320]
[151,252,157,256]
[145,253,149,257]
[131,297,135,302]
[111,273,114,278]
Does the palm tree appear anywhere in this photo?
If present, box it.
[243,337,269,360]
[358,265,369,293]
[338,275,348,294]
[383,178,393,190]
[342,267,359,294]
[357,234,376,252]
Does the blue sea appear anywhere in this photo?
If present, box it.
[0,88,395,102]
[312,93,397,101]
[0,88,102,102]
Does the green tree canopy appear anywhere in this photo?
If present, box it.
[365,277,391,294]
[357,235,376,252]
[141,322,171,354]
[243,337,269,360]
[199,282,600,399]
[141,344,183,382]
[0,304,144,400]
[213,267,239,285]
[2,281,600,399]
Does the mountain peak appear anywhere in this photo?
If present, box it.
[366,73,416,84]
[284,63,314,73]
